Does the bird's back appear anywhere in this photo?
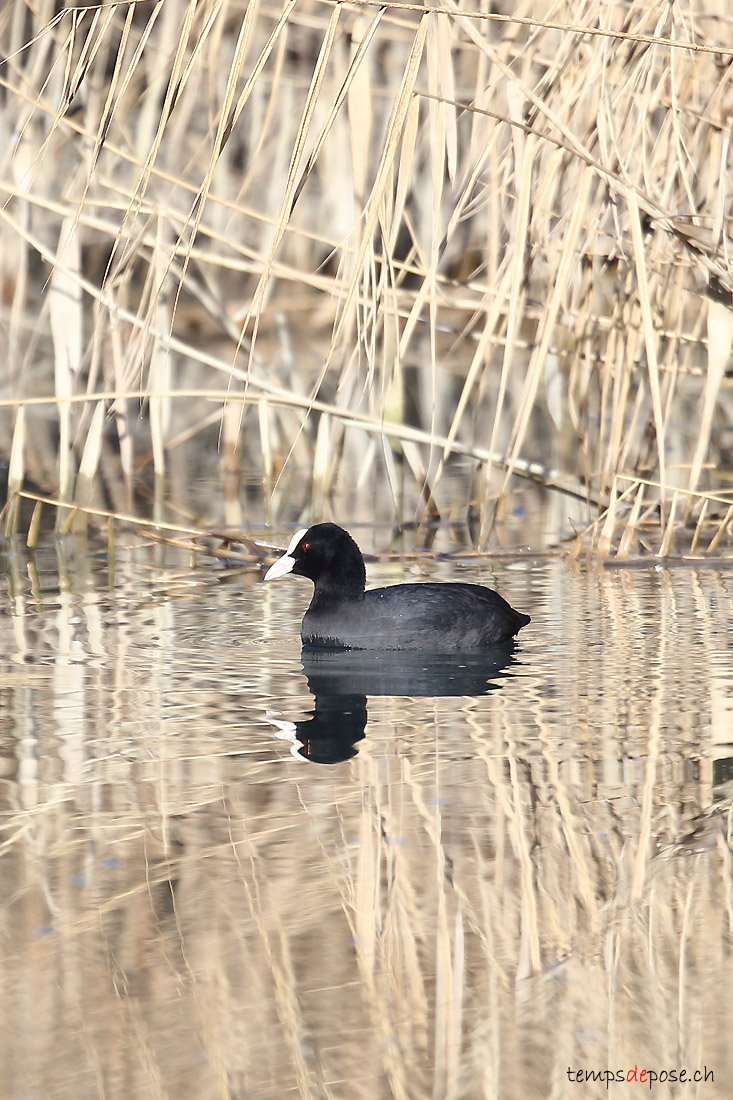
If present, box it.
[302,582,530,650]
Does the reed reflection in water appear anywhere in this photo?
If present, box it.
[0,539,732,1099]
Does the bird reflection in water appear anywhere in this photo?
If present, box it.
[266,645,520,765]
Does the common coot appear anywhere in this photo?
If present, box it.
[264,523,530,650]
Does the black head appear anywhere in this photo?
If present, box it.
[264,523,366,599]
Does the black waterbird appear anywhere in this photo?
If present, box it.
[264,523,530,651]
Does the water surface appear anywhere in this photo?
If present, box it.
[1,536,731,1099]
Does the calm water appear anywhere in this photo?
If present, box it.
[1,534,732,1099]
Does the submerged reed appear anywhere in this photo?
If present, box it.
[0,0,732,554]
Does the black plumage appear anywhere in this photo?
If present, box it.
[264,522,530,651]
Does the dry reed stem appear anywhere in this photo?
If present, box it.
[3,405,25,536]
[686,299,733,510]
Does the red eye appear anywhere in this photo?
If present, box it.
[302,542,309,551]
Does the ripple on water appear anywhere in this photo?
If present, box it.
[1,544,732,1097]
